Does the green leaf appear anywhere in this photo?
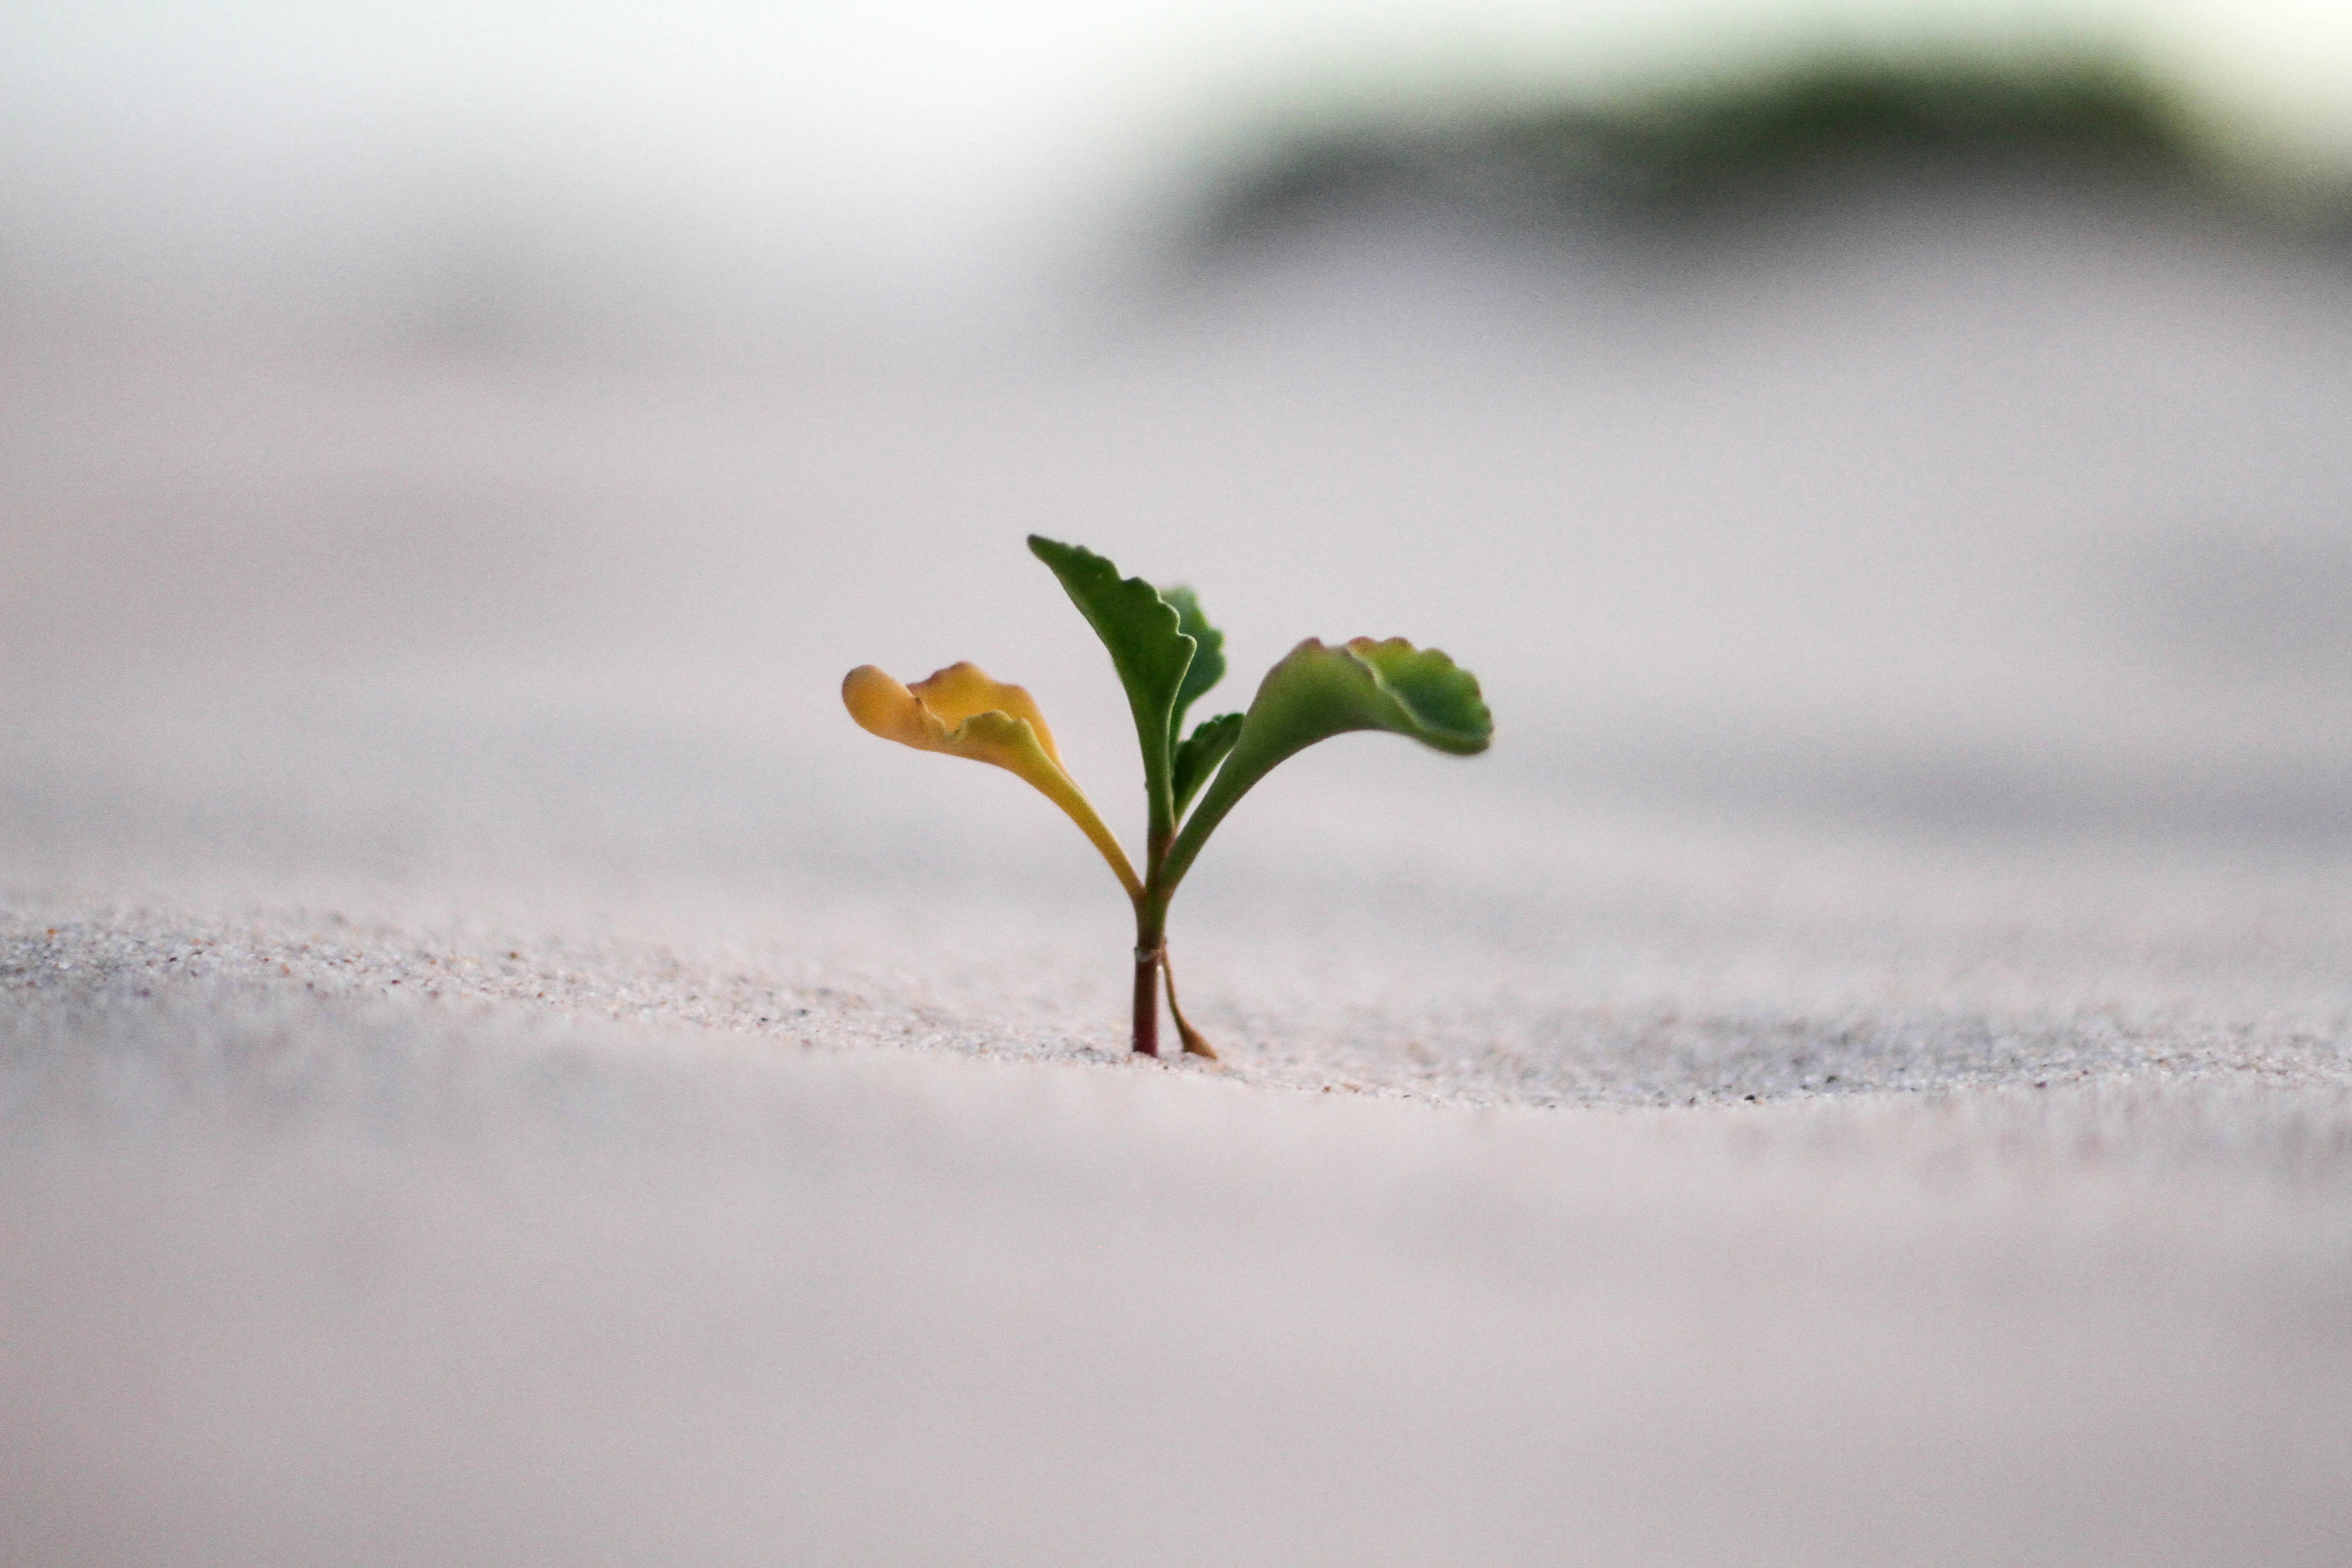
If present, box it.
[1161,585,1226,739]
[1340,637,1494,755]
[1159,637,1491,892]
[1028,536,1196,841]
[1170,711,1242,819]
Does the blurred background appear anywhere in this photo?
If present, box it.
[18,15,2352,1561]
[6,0,2352,911]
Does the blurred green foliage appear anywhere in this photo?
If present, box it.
[1529,57,2195,207]
[1191,53,2293,252]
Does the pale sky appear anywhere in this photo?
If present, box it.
[8,0,2351,331]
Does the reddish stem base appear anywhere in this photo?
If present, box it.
[1131,946,1162,1057]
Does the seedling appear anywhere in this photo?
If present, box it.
[843,537,1492,1058]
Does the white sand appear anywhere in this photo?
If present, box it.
[7,201,2352,1562]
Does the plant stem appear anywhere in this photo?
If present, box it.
[1161,948,1216,1059]
[1133,808,1185,1053]
[1130,936,1161,1058]
[1131,823,1174,1057]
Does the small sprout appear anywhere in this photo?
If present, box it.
[843,537,1492,1058]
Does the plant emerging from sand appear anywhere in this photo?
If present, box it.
[844,537,1491,1058]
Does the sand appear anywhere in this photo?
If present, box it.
[7,198,2352,1563]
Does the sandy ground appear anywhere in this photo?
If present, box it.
[7,197,2352,1562]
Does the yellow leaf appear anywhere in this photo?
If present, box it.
[843,662,1141,901]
